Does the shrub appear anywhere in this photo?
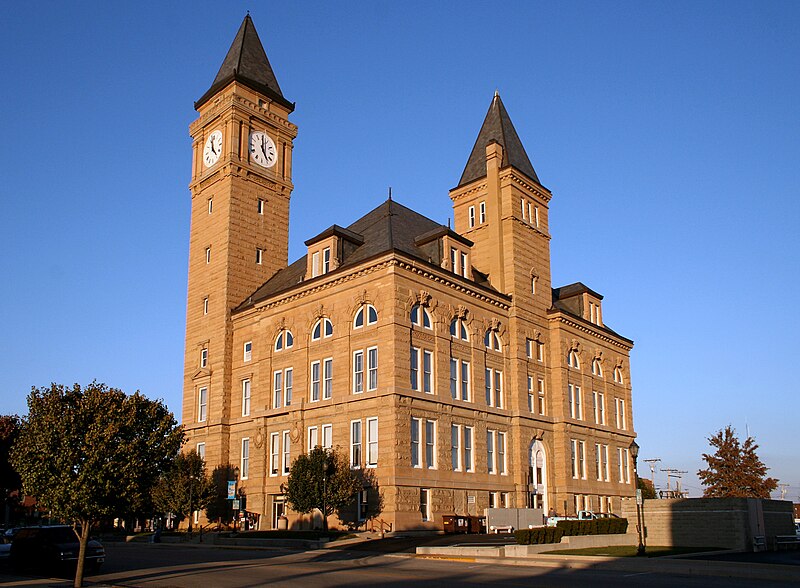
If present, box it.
[514,527,565,545]
[555,518,628,536]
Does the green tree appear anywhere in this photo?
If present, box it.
[151,450,213,533]
[636,475,657,499]
[285,447,362,532]
[10,382,183,588]
[205,464,238,527]
[0,415,22,525]
[698,425,778,498]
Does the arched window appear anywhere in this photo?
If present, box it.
[410,304,432,329]
[312,318,333,341]
[613,366,624,384]
[484,329,501,351]
[274,329,294,351]
[591,358,603,377]
[354,304,378,328]
[567,349,580,370]
[450,317,469,341]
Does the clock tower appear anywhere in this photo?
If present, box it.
[182,15,297,465]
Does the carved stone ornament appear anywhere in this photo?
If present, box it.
[456,305,468,319]
[254,426,265,448]
[594,350,603,361]
[417,290,431,306]
[533,329,542,342]
[570,339,581,352]
[290,424,301,443]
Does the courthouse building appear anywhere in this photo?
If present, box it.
[182,15,637,530]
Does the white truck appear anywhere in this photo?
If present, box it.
[545,510,597,527]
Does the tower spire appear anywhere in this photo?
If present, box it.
[457,93,539,187]
[195,15,294,111]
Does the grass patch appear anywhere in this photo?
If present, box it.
[545,545,724,557]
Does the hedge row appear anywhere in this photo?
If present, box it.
[555,518,628,536]
[514,527,565,545]
[514,518,629,545]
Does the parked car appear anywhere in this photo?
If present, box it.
[0,542,9,560]
[9,526,104,572]
[546,510,598,527]
[3,528,20,543]
[596,513,621,519]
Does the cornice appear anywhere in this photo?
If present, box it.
[548,312,633,351]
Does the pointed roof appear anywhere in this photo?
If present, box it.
[196,15,294,111]
[457,92,539,187]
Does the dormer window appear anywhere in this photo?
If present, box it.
[411,304,432,329]
[312,318,333,341]
[354,304,378,328]
[449,247,470,278]
[589,301,602,325]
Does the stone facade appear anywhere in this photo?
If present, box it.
[181,16,637,531]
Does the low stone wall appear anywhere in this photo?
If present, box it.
[621,498,794,551]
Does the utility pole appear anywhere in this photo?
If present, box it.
[643,458,661,489]
[777,483,789,500]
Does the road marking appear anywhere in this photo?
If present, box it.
[623,572,653,577]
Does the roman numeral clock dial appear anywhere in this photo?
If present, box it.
[249,131,277,168]
[202,129,223,167]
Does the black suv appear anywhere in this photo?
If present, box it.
[10,526,104,572]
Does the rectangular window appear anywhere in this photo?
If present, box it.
[595,443,603,481]
[487,430,495,474]
[203,297,208,315]
[273,370,283,409]
[464,426,473,472]
[196,442,205,460]
[603,445,610,481]
[615,398,627,430]
[423,350,433,394]
[351,420,362,468]
[311,251,320,277]
[200,348,208,368]
[308,426,319,451]
[282,431,291,475]
[270,433,279,475]
[285,368,293,406]
[411,418,421,468]
[534,205,540,227]
[257,198,265,215]
[571,439,578,478]
[198,387,207,422]
[484,368,503,408]
[537,341,544,362]
[450,358,457,399]
[367,347,378,391]
[460,361,470,401]
[537,378,546,415]
[526,338,533,358]
[311,360,321,402]
[322,247,331,274]
[420,488,430,522]
[460,252,468,277]
[323,358,333,400]
[521,198,526,219]
[569,384,582,419]
[594,392,605,424]
[208,198,213,214]
[498,432,506,475]
[366,417,378,467]
[425,420,436,469]
[322,424,332,449]
[241,438,250,479]
[243,341,252,362]
[618,447,630,483]
[528,202,533,224]
[410,347,419,391]
[358,489,369,522]
[468,205,475,228]
[479,201,486,223]
[451,424,461,471]
[241,379,251,417]
[527,376,534,412]
[256,248,263,265]
[205,246,211,264]
[353,351,364,393]
[579,440,586,479]
[450,247,457,273]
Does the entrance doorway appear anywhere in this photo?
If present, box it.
[271,495,286,529]
[529,440,548,514]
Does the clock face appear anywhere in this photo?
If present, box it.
[249,131,277,168]
[203,130,223,168]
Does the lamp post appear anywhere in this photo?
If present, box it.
[630,440,645,555]
[188,473,197,536]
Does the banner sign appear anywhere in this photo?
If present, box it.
[227,481,236,499]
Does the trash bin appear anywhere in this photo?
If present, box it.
[277,515,288,530]
[443,515,469,534]
[467,516,485,534]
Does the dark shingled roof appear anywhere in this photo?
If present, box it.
[458,92,539,187]
[196,15,294,111]
[239,199,497,309]
[552,282,604,301]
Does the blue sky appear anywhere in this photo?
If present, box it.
[1,1,798,500]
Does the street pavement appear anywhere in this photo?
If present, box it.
[0,538,798,587]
